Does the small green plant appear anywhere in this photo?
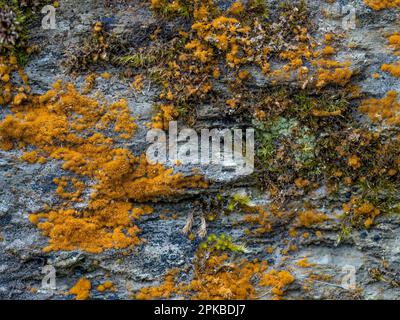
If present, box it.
[112,52,159,69]
[150,0,194,19]
[200,233,247,253]
[254,116,316,173]
[226,193,252,212]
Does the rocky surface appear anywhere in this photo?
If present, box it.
[1,0,400,300]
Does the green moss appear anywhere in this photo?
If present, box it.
[254,116,317,176]
[226,193,252,212]
[111,42,179,70]
[294,133,316,168]
[200,233,247,253]
[112,52,159,69]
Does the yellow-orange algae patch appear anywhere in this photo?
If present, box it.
[69,278,91,300]
[0,81,207,253]
[297,210,329,228]
[259,269,295,299]
[364,0,400,10]
[359,90,400,125]
[137,253,268,300]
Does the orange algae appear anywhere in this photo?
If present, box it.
[259,269,295,299]
[53,177,85,201]
[0,56,19,106]
[381,62,400,77]
[388,33,400,55]
[151,104,179,129]
[296,258,315,268]
[132,74,144,92]
[228,1,245,15]
[294,177,310,188]
[348,155,362,169]
[244,206,274,234]
[364,0,400,10]
[359,90,400,125]
[0,80,207,253]
[137,253,268,300]
[97,281,114,292]
[322,46,335,56]
[297,210,329,228]
[187,256,267,300]
[271,28,314,82]
[380,34,400,77]
[289,228,298,237]
[372,73,380,79]
[101,72,111,80]
[21,150,46,164]
[136,269,180,299]
[69,278,91,300]
[188,15,251,68]
[342,198,381,229]
[313,59,353,88]
[324,33,333,43]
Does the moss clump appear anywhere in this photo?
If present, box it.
[342,198,381,229]
[149,0,194,18]
[0,0,49,63]
[254,115,317,185]
[250,79,400,231]
[64,22,113,72]
[112,49,163,69]
[200,233,247,253]
[0,5,20,50]
[226,193,252,213]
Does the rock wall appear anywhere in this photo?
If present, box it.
[0,0,400,300]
